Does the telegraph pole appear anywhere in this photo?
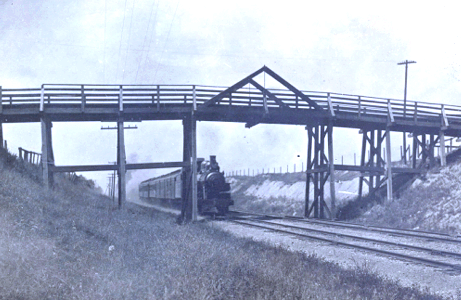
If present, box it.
[397,60,416,164]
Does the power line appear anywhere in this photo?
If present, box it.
[115,0,129,83]
[122,0,137,83]
[135,0,159,83]
[103,0,107,82]
[153,0,180,82]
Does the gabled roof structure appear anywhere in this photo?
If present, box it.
[198,66,326,127]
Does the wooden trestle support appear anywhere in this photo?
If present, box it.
[357,128,392,202]
[180,113,198,223]
[41,117,55,188]
[305,122,336,219]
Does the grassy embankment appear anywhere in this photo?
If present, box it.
[0,149,445,299]
[354,162,461,235]
[229,171,360,217]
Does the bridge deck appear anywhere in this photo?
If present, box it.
[1,81,460,135]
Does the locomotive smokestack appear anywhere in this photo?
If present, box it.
[210,155,219,172]
[210,155,217,164]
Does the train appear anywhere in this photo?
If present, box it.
[139,155,233,214]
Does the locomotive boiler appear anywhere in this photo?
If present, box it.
[139,155,233,214]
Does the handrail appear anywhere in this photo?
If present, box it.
[18,147,41,165]
[1,84,461,127]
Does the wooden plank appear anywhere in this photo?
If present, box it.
[51,161,188,172]
[327,122,335,219]
[386,126,393,202]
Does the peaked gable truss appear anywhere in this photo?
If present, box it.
[198,65,325,113]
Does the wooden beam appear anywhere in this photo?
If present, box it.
[0,86,3,114]
[191,112,198,221]
[386,126,393,202]
[117,120,126,209]
[40,85,45,112]
[387,99,395,123]
[440,130,446,167]
[262,66,324,111]
[51,161,188,173]
[248,79,289,109]
[327,93,335,117]
[327,122,336,219]
[199,66,266,108]
[41,117,54,187]
[119,86,124,112]
[305,126,313,218]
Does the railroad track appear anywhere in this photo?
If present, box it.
[227,210,461,272]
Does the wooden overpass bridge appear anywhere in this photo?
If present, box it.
[2,66,461,221]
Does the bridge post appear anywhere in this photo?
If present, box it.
[385,127,393,202]
[0,120,3,149]
[41,117,54,188]
[304,126,312,218]
[180,113,198,222]
[305,123,334,219]
[117,119,126,209]
[358,129,386,200]
[327,121,336,219]
[440,130,446,167]
[181,115,192,222]
[191,113,198,221]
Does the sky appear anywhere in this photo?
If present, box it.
[0,0,460,197]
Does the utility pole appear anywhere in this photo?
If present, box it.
[397,60,416,164]
[101,125,137,208]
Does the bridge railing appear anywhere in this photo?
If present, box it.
[1,84,461,127]
[18,147,41,165]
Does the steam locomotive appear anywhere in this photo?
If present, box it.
[139,156,233,214]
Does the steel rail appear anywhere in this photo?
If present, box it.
[230,219,461,271]
[230,210,461,244]
[239,217,461,259]
[285,216,461,244]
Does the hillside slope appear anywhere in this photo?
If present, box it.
[229,171,365,216]
[228,161,461,236]
[0,151,442,299]
[355,162,461,234]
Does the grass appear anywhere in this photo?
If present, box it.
[353,162,461,235]
[0,152,448,299]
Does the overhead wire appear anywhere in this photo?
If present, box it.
[153,0,180,82]
[115,0,129,83]
[135,0,159,83]
[103,0,107,82]
[122,0,136,83]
